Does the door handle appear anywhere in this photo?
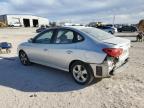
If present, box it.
[66,50,73,54]
[44,49,48,51]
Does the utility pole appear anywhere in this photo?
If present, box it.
[112,15,115,26]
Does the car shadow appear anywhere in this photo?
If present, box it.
[0,56,101,92]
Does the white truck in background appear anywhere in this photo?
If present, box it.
[9,18,21,27]
[9,22,21,27]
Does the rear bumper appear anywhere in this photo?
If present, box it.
[109,58,129,75]
[90,58,129,78]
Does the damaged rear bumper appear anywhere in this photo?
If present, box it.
[90,58,129,78]
[109,58,129,75]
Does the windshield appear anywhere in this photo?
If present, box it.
[81,27,115,40]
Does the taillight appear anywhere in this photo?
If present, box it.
[103,48,123,57]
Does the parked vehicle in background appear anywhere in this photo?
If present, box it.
[87,22,115,34]
[72,24,84,26]
[88,22,103,27]
[112,26,118,33]
[18,26,130,85]
[36,25,49,33]
[105,24,118,33]
[9,22,21,27]
[118,25,137,32]
[96,26,115,34]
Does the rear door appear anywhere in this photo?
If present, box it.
[45,28,83,70]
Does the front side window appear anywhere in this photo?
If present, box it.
[55,30,75,44]
[34,30,53,44]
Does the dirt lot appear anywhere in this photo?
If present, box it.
[0,28,144,108]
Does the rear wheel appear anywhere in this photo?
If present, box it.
[70,61,94,85]
[19,51,31,66]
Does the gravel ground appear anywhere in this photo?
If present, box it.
[0,28,144,108]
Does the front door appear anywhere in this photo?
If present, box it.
[26,30,54,64]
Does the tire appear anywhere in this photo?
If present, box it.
[70,61,94,85]
[109,31,113,34]
[118,30,122,32]
[19,51,31,66]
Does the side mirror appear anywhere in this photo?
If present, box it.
[28,38,33,43]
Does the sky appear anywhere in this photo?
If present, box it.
[0,0,144,24]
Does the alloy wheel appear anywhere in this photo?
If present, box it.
[72,65,88,83]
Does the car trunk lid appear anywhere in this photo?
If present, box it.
[102,37,131,67]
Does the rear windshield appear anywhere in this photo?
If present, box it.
[81,28,114,40]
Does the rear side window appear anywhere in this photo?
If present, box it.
[55,30,75,44]
[54,29,84,44]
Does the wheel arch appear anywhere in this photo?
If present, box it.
[19,49,25,55]
[18,49,31,65]
[69,60,86,71]
[18,49,28,58]
[69,59,95,85]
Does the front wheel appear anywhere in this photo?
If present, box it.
[70,61,94,85]
[19,51,31,66]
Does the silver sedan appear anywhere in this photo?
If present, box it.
[18,26,130,85]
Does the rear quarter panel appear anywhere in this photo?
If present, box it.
[74,37,107,64]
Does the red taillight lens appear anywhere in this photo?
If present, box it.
[103,48,123,57]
